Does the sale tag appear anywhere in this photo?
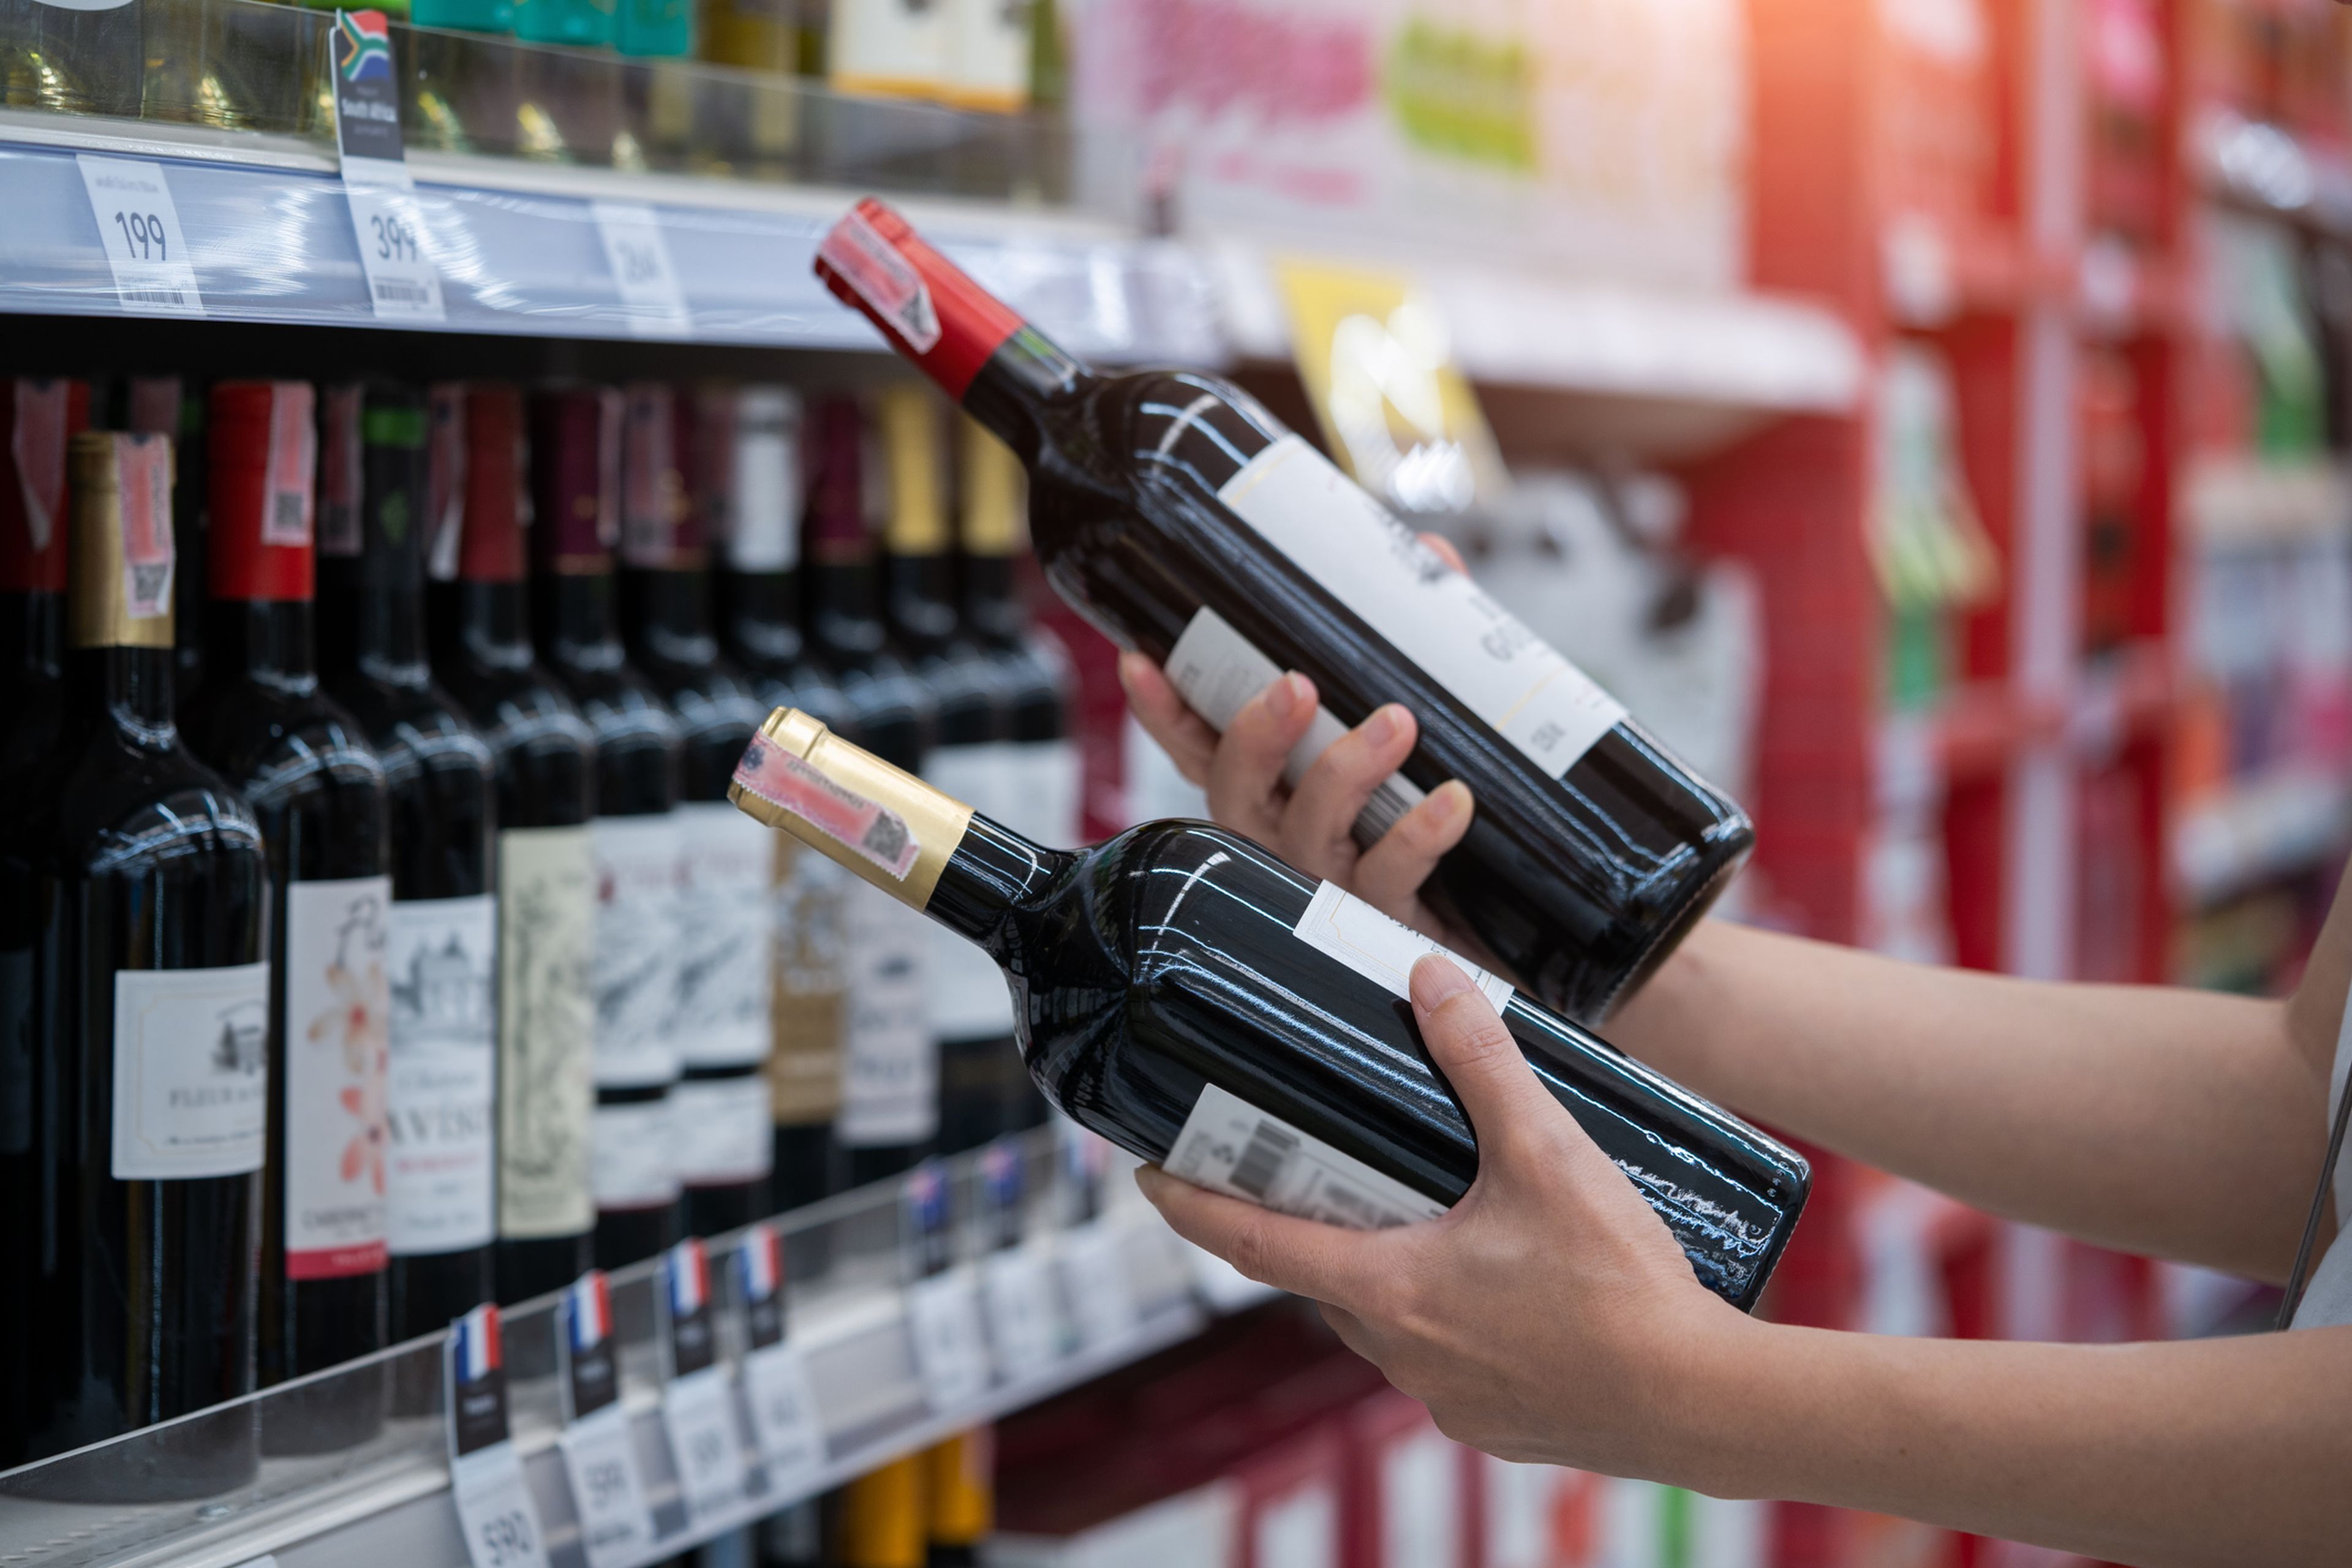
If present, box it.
[74,156,203,317]
[663,1366,749,1527]
[444,1303,551,1568]
[591,201,692,339]
[905,1270,993,1412]
[741,1340,826,1494]
[329,10,447,322]
[1058,1221,1142,1353]
[982,1245,1063,1385]
[556,1405,655,1568]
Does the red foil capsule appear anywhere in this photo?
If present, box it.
[0,379,91,595]
[208,380,317,602]
[530,386,620,574]
[458,383,528,586]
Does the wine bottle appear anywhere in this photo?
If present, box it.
[530,385,687,1271]
[707,386,851,1213]
[875,386,1017,1158]
[317,382,500,1349]
[804,395,937,1189]
[116,377,209,714]
[839,1454,928,1568]
[1,0,143,117]
[182,381,391,1453]
[815,200,1754,1023]
[617,382,774,1236]
[730,710,1809,1310]
[0,379,88,790]
[425,382,598,1308]
[0,431,265,1491]
[923,1429,993,1567]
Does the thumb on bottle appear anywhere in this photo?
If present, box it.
[1409,954,1566,1170]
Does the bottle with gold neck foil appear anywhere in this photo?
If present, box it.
[728,709,1811,1311]
[0,432,268,1486]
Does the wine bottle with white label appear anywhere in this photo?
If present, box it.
[426,382,600,1310]
[181,382,392,1453]
[530,385,690,1272]
[318,382,500,1350]
[730,710,1807,1310]
[815,200,1754,1023]
[0,432,266,1488]
[617,383,775,1237]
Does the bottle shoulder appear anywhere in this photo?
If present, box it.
[184,677,391,804]
[36,729,268,883]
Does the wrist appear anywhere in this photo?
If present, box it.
[1605,919,1732,1086]
[1648,1304,1806,1498]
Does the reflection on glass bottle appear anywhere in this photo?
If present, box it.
[141,0,315,134]
[2,0,143,118]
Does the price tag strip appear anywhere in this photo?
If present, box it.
[554,1272,655,1568]
[1058,1218,1144,1354]
[974,1142,1066,1384]
[736,1223,827,1498]
[661,1238,750,1527]
[74,156,203,317]
[444,1303,552,1568]
[329,10,447,322]
[591,201,693,339]
[901,1161,995,1412]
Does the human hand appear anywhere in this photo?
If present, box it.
[1136,954,1759,1482]
[1117,533,1483,954]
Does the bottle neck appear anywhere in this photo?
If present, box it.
[957,330,1095,467]
[2,590,62,677]
[718,567,804,667]
[538,567,622,672]
[620,565,718,669]
[927,813,1074,953]
[884,552,960,654]
[208,598,318,688]
[960,555,1022,644]
[807,558,884,660]
[434,578,536,676]
[66,643,178,736]
[322,562,430,689]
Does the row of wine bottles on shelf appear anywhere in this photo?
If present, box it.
[0,368,1074,1469]
[759,1428,996,1568]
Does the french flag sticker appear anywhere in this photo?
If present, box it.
[669,1237,709,1316]
[455,1302,502,1383]
[567,1271,612,1352]
[737,1223,782,1303]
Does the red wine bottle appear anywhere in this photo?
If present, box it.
[182,381,391,1454]
[705,385,851,1213]
[0,432,265,1492]
[803,395,938,1189]
[424,383,598,1308]
[731,711,1808,1310]
[816,200,1754,1022]
[616,382,774,1236]
[529,385,687,1271]
[0,379,89,790]
[317,382,499,1348]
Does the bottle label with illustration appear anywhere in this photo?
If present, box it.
[592,1096,680,1211]
[282,876,394,1280]
[921,743,1019,1041]
[674,801,775,1069]
[836,880,937,1148]
[768,837,849,1126]
[497,826,595,1241]
[1291,881,1515,1013]
[108,960,270,1181]
[1164,1082,1446,1231]
[1215,434,1626,780]
[385,894,497,1256]
[673,1074,774,1186]
[590,813,685,1088]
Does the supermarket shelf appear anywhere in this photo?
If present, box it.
[0,1136,1232,1568]
[2173,766,2352,908]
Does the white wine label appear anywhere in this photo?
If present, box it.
[1166,606,1426,840]
[1165,1083,1446,1232]
[1216,435,1627,779]
[74,155,204,317]
[734,731,919,880]
[589,814,684,1087]
[109,961,270,1180]
[1291,881,1515,1014]
[815,205,940,348]
[385,894,497,1256]
[497,826,595,1240]
[674,801,775,1069]
[671,1074,773,1186]
[837,881,937,1147]
[726,387,802,572]
[923,744,1018,1039]
[769,836,850,1124]
[282,876,394,1279]
[592,1097,680,1210]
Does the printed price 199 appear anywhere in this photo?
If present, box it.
[370,210,421,265]
[473,1506,538,1568]
[111,209,168,262]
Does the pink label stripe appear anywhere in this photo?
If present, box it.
[733,731,919,880]
[287,1240,389,1281]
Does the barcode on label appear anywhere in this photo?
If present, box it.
[122,285,195,311]
[1229,1120,1298,1201]
[373,278,433,304]
[270,491,306,540]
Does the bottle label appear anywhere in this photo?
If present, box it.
[733,731,919,880]
[113,434,174,621]
[262,385,318,547]
[1166,606,1425,840]
[9,379,69,565]
[922,743,1018,1039]
[943,0,1031,110]
[768,837,849,1125]
[726,388,801,573]
[1164,1082,1446,1231]
[282,877,394,1279]
[590,814,684,1087]
[385,894,497,1256]
[108,961,270,1180]
[592,1097,679,1210]
[1291,881,1515,1013]
[673,1075,774,1185]
[497,826,595,1241]
[1215,435,1626,779]
[816,211,943,350]
[837,880,937,1147]
[674,801,774,1069]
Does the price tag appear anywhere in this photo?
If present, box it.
[328,9,447,322]
[741,1339,826,1494]
[905,1270,993,1412]
[591,201,692,338]
[556,1406,655,1568]
[663,1366,749,1527]
[981,1244,1064,1385]
[342,178,445,321]
[444,1303,551,1568]
[1058,1220,1143,1352]
[74,156,203,317]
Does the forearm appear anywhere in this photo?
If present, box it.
[1675,1318,2352,1566]
[1607,921,2322,1278]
